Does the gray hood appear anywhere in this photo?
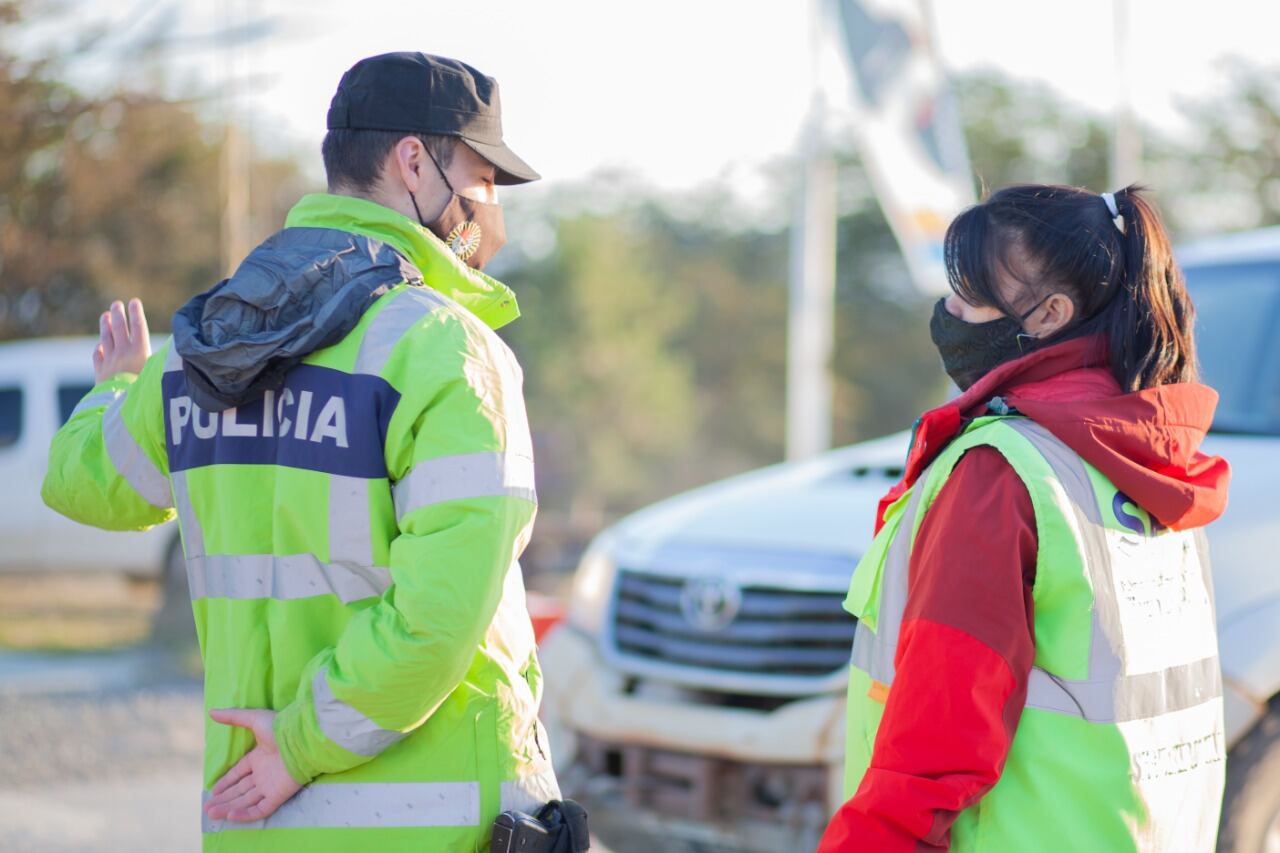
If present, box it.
[172,227,421,411]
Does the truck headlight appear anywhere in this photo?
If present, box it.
[567,538,617,637]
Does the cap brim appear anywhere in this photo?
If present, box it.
[460,137,541,185]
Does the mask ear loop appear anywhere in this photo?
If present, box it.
[423,145,456,193]
[1013,293,1052,353]
[408,141,456,228]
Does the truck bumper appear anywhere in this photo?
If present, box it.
[539,625,847,852]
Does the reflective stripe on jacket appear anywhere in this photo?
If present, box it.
[42,193,559,852]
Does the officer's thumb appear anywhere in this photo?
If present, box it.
[210,708,274,741]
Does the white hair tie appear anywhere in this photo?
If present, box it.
[1101,192,1127,235]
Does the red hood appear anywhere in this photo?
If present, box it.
[877,336,1231,533]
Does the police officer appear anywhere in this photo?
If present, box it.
[44,52,558,852]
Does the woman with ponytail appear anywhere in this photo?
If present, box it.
[819,185,1231,852]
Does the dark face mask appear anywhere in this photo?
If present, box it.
[929,296,1046,391]
[409,152,507,270]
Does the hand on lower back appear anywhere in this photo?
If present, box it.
[204,708,303,823]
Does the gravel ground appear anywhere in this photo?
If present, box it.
[0,680,204,790]
[0,677,206,852]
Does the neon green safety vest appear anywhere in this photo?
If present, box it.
[42,193,559,852]
[842,415,1225,851]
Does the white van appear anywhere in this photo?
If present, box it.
[541,227,1280,852]
[0,336,179,582]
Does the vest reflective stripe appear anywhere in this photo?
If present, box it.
[852,479,929,689]
[312,669,406,756]
[354,287,448,375]
[71,388,121,419]
[170,471,206,557]
[329,474,373,570]
[1003,420,1223,722]
[102,395,173,509]
[186,554,390,603]
[201,781,480,832]
[199,769,560,834]
[393,452,537,522]
[1027,655,1222,723]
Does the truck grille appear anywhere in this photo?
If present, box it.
[610,569,856,680]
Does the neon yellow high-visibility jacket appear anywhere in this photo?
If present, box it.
[42,193,560,852]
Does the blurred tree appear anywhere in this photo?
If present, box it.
[645,201,790,480]
[503,165,946,540]
[956,71,1111,194]
[504,212,697,523]
[0,0,306,340]
[1158,61,1280,235]
[830,203,947,446]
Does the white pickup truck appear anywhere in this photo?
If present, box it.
[541,227,1280,852]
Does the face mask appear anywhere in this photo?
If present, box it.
[409,151,507,270]
[928,295,1047,390]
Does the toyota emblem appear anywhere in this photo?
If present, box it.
[679,576,742,633]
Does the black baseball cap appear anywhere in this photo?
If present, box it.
[327,52,540,185]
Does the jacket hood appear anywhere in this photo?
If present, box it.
[172,226,416,411]
[171,194,522,412]
[879,336,1231,532]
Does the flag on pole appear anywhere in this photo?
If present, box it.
[834,0,975,294]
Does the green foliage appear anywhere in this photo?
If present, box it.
[504,183,946,529]
[1157,60,1280,234]
[505,212,698,518]
[0,0,305,338]
[956,71,1111,193]
[830,205,948,445]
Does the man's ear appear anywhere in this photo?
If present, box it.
[1030,292,1076,337]
[393,136,426,193]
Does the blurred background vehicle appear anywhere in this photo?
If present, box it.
[540,231,1280,853]
[0,337,190,636]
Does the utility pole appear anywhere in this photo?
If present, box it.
[1111,0,1141,187]
[218,0,252,277]
[786,0,837,462]
[786,130,837,462]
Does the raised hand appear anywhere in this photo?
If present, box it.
[204,708,304,824]
[93,298,151,384]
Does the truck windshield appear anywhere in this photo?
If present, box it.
[1185,261,1280,435]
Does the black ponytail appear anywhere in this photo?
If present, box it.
[942,183,1198,392]
[1106,187,1198,391]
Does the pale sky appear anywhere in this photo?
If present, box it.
[34,0,1280,191]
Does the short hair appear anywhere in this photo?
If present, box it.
[321,129,458,193]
